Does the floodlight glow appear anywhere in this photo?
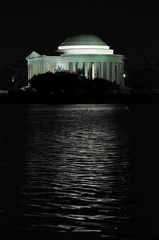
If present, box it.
[58,45,110,50]
[58,45,114,55]
[60,50,114,55]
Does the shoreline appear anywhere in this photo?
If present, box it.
[0,91,159,104]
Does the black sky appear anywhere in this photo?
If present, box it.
[1,1,159,70]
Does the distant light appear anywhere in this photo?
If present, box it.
[123,73,126,78]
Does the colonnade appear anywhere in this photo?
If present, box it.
[28,61,124,85]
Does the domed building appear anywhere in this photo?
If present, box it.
[26,34,125,85]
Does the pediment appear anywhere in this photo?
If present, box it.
[26,51,41,59]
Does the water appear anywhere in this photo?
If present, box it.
[0,103,159,240]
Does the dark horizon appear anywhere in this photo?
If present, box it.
[1,2,159,71]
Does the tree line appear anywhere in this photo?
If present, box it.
[29,71,120,95]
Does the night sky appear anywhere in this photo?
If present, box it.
[1,1,159,70]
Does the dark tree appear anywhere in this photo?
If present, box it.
[93,77,120,94]
[29,71,79,94]
[0,67,16,90]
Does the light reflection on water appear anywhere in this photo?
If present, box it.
[0,103,159,239]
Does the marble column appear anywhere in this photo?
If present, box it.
[72,62,76,72]
[116,63,119,84]
[84,62,88,78]
[119,63,124,85]
[98,63,101,78]
[100,62,103,78]
[92,63,95,79]
[106,62,110,80]
[110,62,113,81]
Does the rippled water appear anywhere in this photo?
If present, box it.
[0,103,159,240]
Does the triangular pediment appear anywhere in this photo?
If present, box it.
[26,51,41,59]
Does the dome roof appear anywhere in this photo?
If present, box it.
[58,34,114,55]
[60,34,107,47]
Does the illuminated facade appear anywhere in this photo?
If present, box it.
[26,34,125,85]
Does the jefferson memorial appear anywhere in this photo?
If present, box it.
[26,34,125,85]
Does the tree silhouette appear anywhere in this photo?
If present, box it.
[29,71,121,97]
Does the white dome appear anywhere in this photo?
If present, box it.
[58,34,114,55]
[60,34,108,46]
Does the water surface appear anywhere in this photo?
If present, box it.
[0,103,159,239]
